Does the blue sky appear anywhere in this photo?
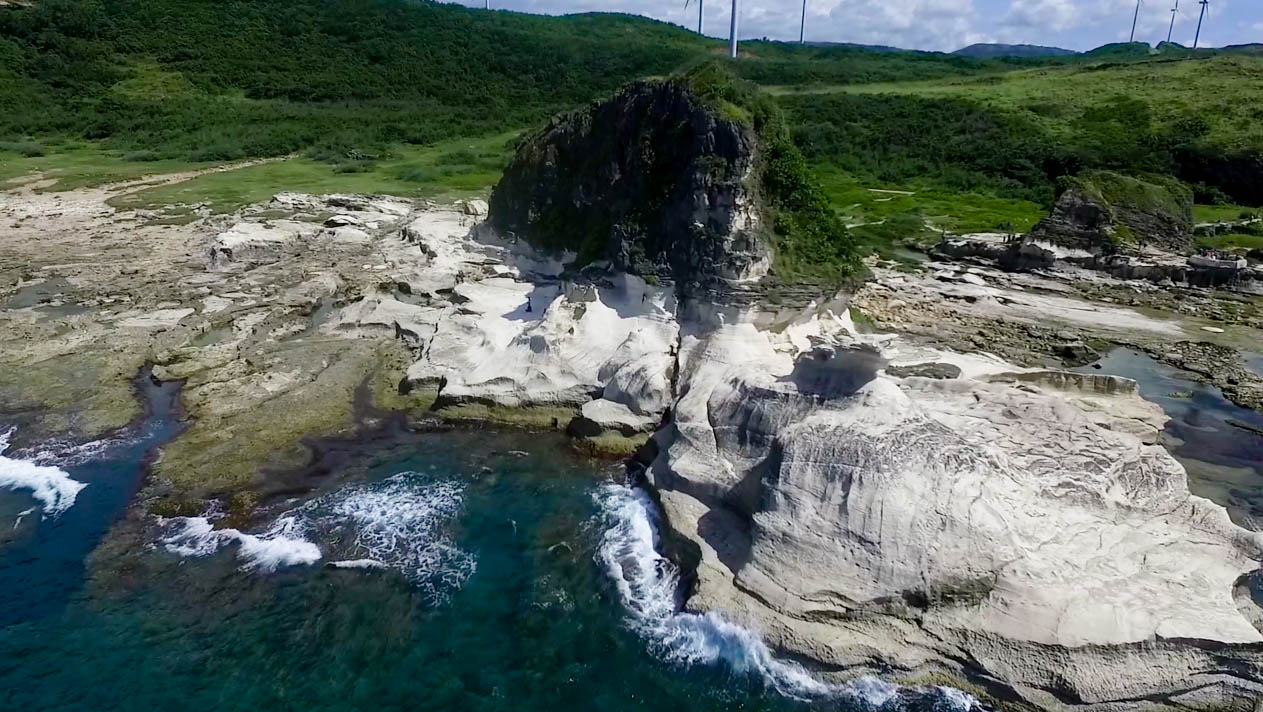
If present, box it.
[465,0,1262,52]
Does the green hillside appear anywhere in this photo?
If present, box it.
[777,56,1263,149]
[2,0,1261,256]
[0,0,1029,163]
[777,54,1263,225]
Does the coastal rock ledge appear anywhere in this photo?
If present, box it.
[647,327,1263,710]
[474,77,1263,709]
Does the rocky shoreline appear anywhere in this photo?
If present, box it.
[5,166,1263,709]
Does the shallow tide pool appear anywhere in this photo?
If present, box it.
[1079,348,1263,527]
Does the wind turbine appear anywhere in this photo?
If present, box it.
[728,0,739,58]
[799,0,807,43]
[684,0,703,35]
[1167,0,1178,44]
[1193,0,1209,48]
[1129,0,1142,43]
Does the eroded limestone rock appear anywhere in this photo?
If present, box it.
[647,319,1263,709]
[488,79,769,297]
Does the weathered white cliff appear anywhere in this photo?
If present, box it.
[647,321,1263,709]
[305,202,1263,709]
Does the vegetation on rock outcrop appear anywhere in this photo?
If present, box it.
[683,63,861,282]
[489,62,860,289]
[1029,169,1194,253]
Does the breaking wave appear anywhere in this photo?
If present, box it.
[160,514,322,572]
[159,472,475,602]
[594,484,977,710]
[311,474,476,603]
[0,428,87,518]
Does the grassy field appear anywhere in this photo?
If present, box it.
[768,56,1263,149]
[0,141,217,190]
[1194,204,1262,223]
[813,167,1044,236]
[105,132,518,214]
[1196,233,1263,251]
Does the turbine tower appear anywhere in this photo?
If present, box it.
[484,0,488,8]
[728,0,739,58]
[1193,0,1208,48]
[1129,0,1142,43]
[799,0,807,43]
[684,0,703,35]
[1167,0,1178,44]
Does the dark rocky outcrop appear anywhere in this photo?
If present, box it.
[886,362,962,379]
[488,65,862,301]
[1027,170,1194,254]
[488,79,769,297]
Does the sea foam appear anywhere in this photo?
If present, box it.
[159,472,475,600]
[0,428,88,518]
[160,514,323,572]
[305,473,476,603]
[594,484,976,709]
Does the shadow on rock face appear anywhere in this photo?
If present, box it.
[784,344,886,399]
[1232,570,1263,638]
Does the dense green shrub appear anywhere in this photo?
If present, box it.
[0,0,1071,165]
[761,137,860,280]
[781,93,1071,206]
[680,63,859,280]
[0,139,45,157]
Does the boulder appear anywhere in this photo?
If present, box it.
[488,77,769,296]
[567,398,658,438]
[1058,340,1100,365]
[324,214,364,228]
[1027,170,1194,254]
[458,199,488,217]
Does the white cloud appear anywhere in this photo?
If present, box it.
[1002,0,1079,32]
[477,0,1260,51]
[818,0,984,51]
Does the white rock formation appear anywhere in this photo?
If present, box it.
[210,220,321,265]
[325,210,680,415]
[646,320,1263,710]
[572,398,659,437]
[312,200,1263,709]
[210,193,415,267]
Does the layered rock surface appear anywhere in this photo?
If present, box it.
[646,317,1263,709]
